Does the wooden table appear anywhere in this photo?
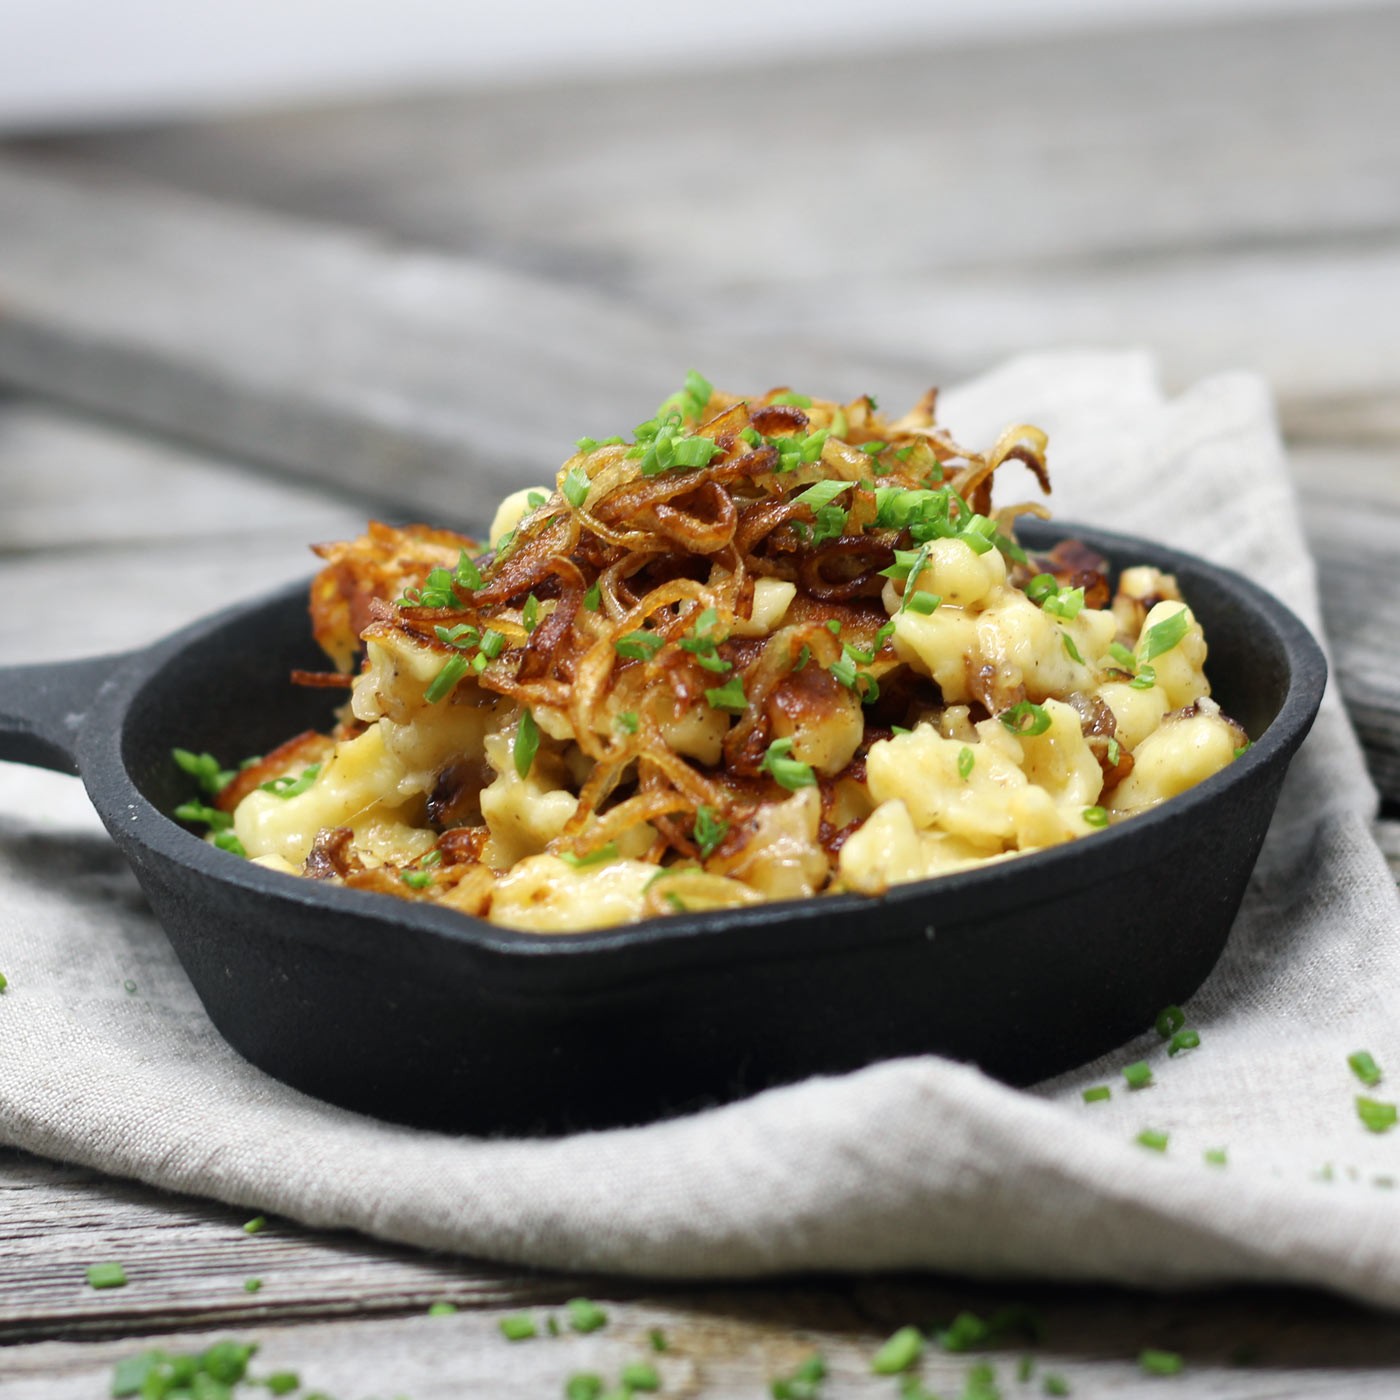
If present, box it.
[3,7,1400,1394]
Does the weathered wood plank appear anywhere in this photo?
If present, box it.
[0,395,365,552]
[1292,447,1400,805]
[29,7,1400,296]
[8,1144,1400,1398]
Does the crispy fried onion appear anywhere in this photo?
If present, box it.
[306,385,1051,891]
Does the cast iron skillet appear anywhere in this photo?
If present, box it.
[0,520,1325,1134]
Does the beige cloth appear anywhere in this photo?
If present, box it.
[3,353,1399,1304]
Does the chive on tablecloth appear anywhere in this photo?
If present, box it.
[3,353,1399,1305]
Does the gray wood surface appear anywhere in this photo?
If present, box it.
[3,6,1400,1394]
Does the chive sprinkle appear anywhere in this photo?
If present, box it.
[400,870,433,890]
[562,465,591,509]
[761,738,817,791]
[264,1375,300,1397]
[558,844,619,869]
[1082,1085,1111,1104]
[86,1262,127,1290]
[242,1216,266,1234]
[1082,805,1109,828]
[514,709,540,779]
[1349,1051,1383,1087]
[499,1313,537,1340]
[566,1374,604,1400]
[1155,1005,1186,1038]
[615,711,639,734]
[1017,1357,1035,1383]
[1168,1029,1200,1056]
[705,674,748,713]
[648,1328,669,1352]
[243,1278,262,1293]
[0,973,9,993]
[1141,609,1191,661]
[1139,1349,1183,1376]
[614,630,665,662]
[871,1326,924,1374]
[1136,1129,1169,1152]
[566,1297,608,1333]
[425,652,470,703]
[1000,701,1052,737]
[1123,1061,1153,1090]
[958,746,975,781]
[1043,1375,1071,1397]
[522,593,540,632]
[621,1362,661,1391]
[1204,1148,1228,1166]
[1357,1097,1398,1133]
[583,581,602,612]
[694,805,729,858]
[259,765,321,799]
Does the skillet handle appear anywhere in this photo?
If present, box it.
[0,652,131,776]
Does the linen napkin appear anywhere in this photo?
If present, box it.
[4,352,1399,1306]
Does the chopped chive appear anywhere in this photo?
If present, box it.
[514,708,540,779]
[825,618,842,635]
[1349,1050,1383,1087]
[1082,1085,1111,1104]
[1082,806,1109,828]
[435,622,480,648]
[1129,663,1158,692]
[562,465,591,509]
[583,581,602,612]
[1000,701,1052,737]
[760,738,816,791]
[615,711,639,734]
[453,550,484,592]
[957,746,975,781]
[174,801,233,832]
[693,805,729,859]
[1017,1356,1035,1383]
[1043,1375,1070,1397]
[906,590,941,615]
[871,1326,924,1374]
[621,1362,661,1391]
[527,490,548,508]
[1139,1349,1183,1377]
[1062,631,1085,664]
[614,630,665,661]
[259,764,321,799]
[172,748,237,796]
[428,1301,457,1317]
[1168,1029,1200,1056]
[1025,573,1059,605]
[522,593,540,632]
[500,1313,537,1340]
[705,674,748,713]
[86,1262,127,1290]
[937,1311,989,1352]
[478,629,506,660]
[566,1297,608,1333]
[400,870,433,890]
[242,1216,266,1234]
[1155,1005,1186,1038]
[1108,641,1137,670]
[1106,736,1122,766]
[792,478,853,509]
[213,830,248,857]
[648,1328,668,1352]
[575,436,599,453]
[1136,1129,1169,1152]
[770,391,812,408]
[1141,609,1191,661]
[1204,1147,1228,1166]
[791,644,811,673]
[264,1374,300,1397]
[425,652,470,703]
[1123,1061,1153,1090]
[243,1278,261,1293]
[1357,1096,1398,1133]
[566,1374,604,1400]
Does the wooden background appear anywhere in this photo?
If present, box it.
[2,5,1399,1394]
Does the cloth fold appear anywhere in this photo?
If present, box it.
[4,352,1399,1305]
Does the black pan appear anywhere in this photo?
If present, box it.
[0,520,1325,1134]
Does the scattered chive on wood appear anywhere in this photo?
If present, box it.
[566,1374,605,1400]
[620,1362,661,1391]
[1136,1129,1169,1152]
[242,1216,266,1235]
[566,1297,608,1333]
[264,1373,300,1396]
[428,1301,457,1317]
[243,1278,261,1293]
[1043,1375,1071,1396]
[1082,1085,1111,1104]
[86,1262,127,1289]
[648,1328,668,1352]
[1139,1349,1183,1376]
[871,1325,925,1374]
[499,1312,537,1340]
[1349,1050,1383,1087]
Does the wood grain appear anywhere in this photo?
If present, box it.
[9,1152,1400,1398]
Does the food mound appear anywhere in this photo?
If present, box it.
[185,375,1248,932]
